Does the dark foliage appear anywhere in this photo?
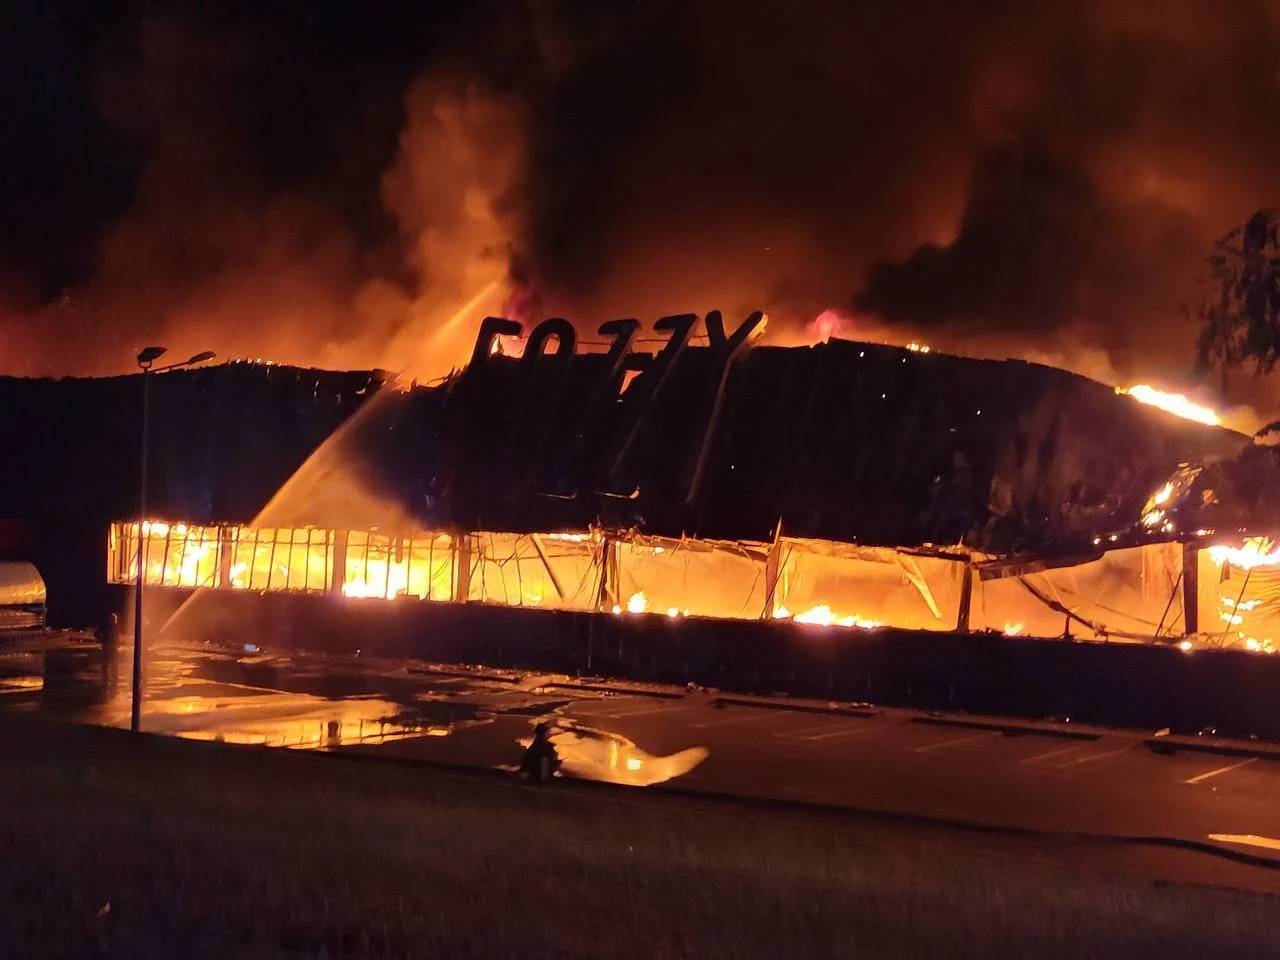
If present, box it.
[1198,210,1280,391]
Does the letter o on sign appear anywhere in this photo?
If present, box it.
[524,318,577,360]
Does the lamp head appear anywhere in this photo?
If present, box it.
[136,346,167,369]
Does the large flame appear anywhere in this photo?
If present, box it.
[1139,480,1175,529]
[1206,540,1280,654]
[342,559,410,600]
[121,520,1280,656]
[773,604,881,630]
[1116,384,1220,427]
[1207,538,1280,570]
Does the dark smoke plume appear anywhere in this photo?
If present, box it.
[857,140,1201,338]
[508,0,1280,397]
[3,0,1280,409]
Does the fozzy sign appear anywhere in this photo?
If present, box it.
[461,310,767,508]
[469,310,767,368]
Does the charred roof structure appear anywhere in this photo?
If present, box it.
[427,333,1247,555]
[0,362,389,526]
[0,325,1256,561]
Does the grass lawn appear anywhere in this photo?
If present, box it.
[0,715,1277,958]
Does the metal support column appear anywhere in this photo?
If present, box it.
[217,525,234,588]
[329,530,348,595]
[130,368,152,733]
[454,534,472,603]
[956,564,974,633]
[762,522,783,618]
[1182,541,1199,636]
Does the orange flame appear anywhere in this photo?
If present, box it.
[774,604,880,630]
[341,559,409,599]
[1116,384,1220,427]
[1207,538,1280,570]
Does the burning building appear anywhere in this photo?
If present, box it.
[89,312,1280,654]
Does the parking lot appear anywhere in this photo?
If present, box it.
[11,642,1280,884]
[556,693,1280,840]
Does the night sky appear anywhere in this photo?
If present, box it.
[2,1,1279,399]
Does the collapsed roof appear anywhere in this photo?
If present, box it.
[0,333,1257,559]
[410,334,1247,555]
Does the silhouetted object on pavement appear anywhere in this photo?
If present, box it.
[520,722,561,783]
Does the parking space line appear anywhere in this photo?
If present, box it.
[574,700,685,719]
[781,723,887,743]
[691,710,784,729]
[911,731,999,753]
[773,727,844,742]
[1021,743,1090,765]
[609,701,689,719]
[776,722,847,739]
[1185,757,1257,785]
[1208,833,1280,851]
[1057,748,1127,768]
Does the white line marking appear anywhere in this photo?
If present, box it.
[910,731,998,753]
[691,710,783,729]
[1057,748,1127,767]
[788,724,888,743]
[1185,757,1257,784]
[607,701,687,718]
[1208,833,1280,851]
[1021,743,1090,765]
[775,722,848,739]
[574,700,682,719]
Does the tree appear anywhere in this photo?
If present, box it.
[1197,209,1280,393]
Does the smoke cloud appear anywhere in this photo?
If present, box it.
[4,1,1280,409]
[0,6,526,382]
[507,0,1280,405]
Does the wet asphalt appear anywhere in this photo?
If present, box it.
[9,641,1280,891]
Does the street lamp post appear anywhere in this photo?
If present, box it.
[131,347,216,733]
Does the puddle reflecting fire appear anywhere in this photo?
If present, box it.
[139,693,455,749]
[515,717,708,787]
